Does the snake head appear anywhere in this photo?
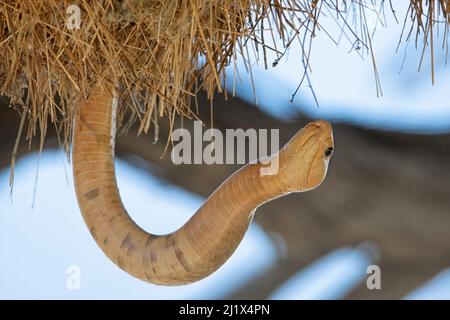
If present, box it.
[277,119,334,193]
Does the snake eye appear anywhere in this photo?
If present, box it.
[324,147,334,157]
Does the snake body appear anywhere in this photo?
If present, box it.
[72,86,334,285]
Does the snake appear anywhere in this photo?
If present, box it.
[72,86,334,285]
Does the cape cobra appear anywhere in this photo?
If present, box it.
[73,85,334,285]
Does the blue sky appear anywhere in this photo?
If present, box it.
[270,247,374,300]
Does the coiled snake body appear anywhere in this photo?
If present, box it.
[73,86,334,285]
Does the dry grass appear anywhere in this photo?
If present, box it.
[0,0,449,155]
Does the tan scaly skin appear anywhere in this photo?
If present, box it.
[73,86,334,285]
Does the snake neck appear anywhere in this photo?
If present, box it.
[220,161,291,215]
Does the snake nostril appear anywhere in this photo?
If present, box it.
[324,147,334,157]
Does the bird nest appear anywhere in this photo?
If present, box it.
[0,0,449,153]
